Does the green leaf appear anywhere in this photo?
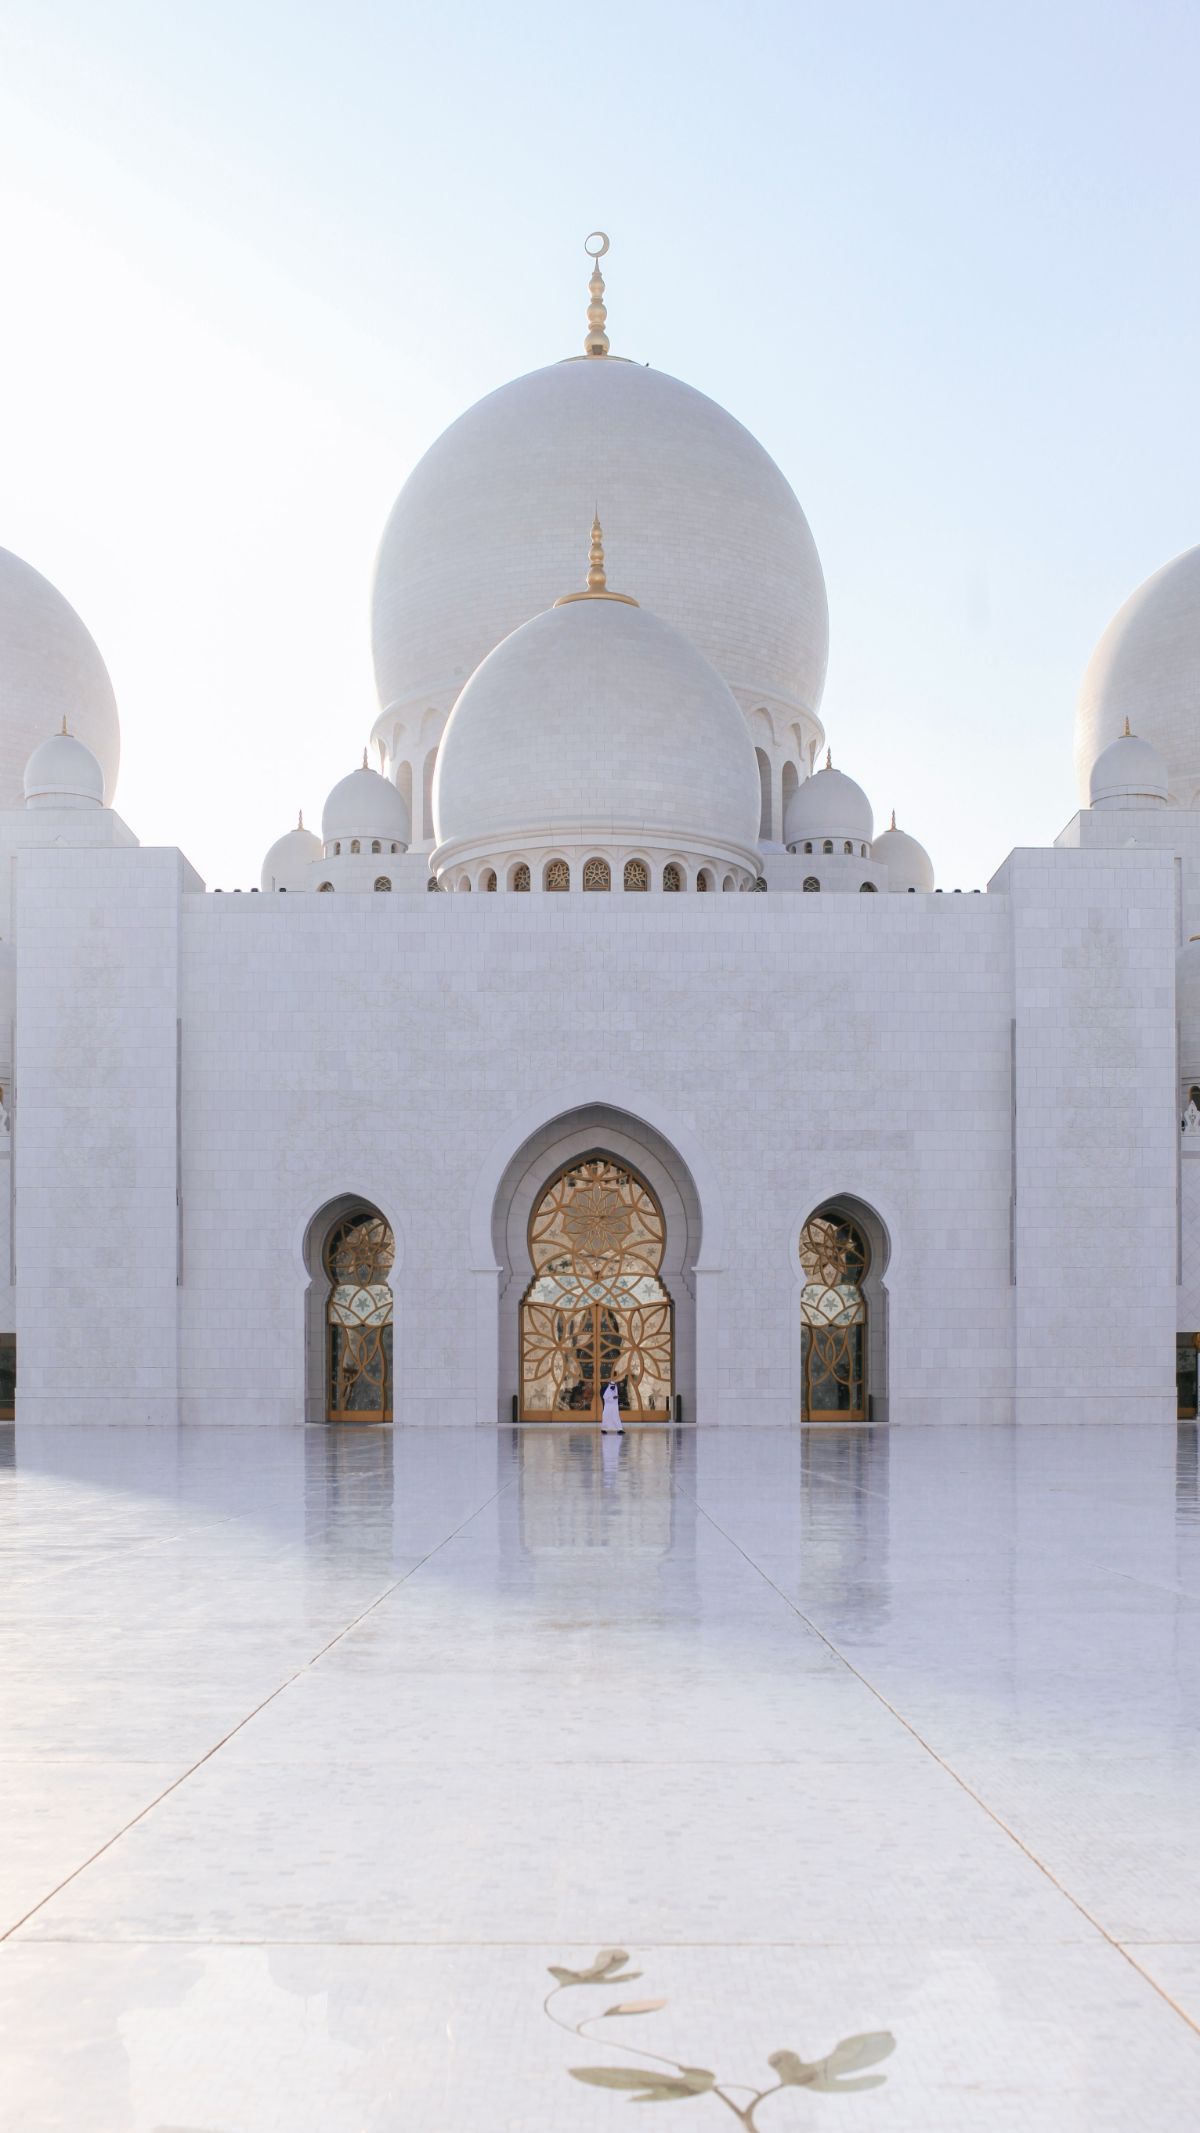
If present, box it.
[569,2067,712,2103]
[769,2033,895,2093]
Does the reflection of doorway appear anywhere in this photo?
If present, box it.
[324,1208,394,1422]
[1178,1333,1200,1420]
[800,1209,869,1421]
[519,1154,674,1420]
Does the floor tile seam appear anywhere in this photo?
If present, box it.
[4,1933,1112,1950]
[679,1484,1200,2044]
[0,1475,519,1946]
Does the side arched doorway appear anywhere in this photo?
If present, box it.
[799,1206,872,1422]
[305,1200,395,1423]
[519,1153,674,1421]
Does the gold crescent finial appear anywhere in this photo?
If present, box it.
[583,231,610,357]
[1122,716,1132,737]
[825,747,832,770]
[298,808,304,831]
[554,511,639,607]
[362,747,369,770]
[60,715,69,737]
[891,808,897,830]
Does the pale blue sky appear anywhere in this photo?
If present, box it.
[0,0,1196,889]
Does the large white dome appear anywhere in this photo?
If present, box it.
[371,356,828,775]
[431,588,761,882]
[1075,544,1200,806]
[0,546,120,810]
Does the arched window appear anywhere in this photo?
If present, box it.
[545,859,569,891]
[351,839,361,854]
[822,839,833,855]
[755,747,772,840]
[800,1210,869,1421]
[782,759,800,832]
[396,760,413,833]
[422,746,438,841]
[663,863,683,892]
[803,876,820,892]
[583,857,611,890]
[519,1154,673,1421]
[624,858,649,891]
[859,881,877,893]
[318,881,334,893]
[696,870,711,891]
[374,876,392,892]
[860,844,868,857]
[722,874,735,891]
[804,841,813,854]
[511,863,531,892]
[325,1208,394,1423]
[482,869,497,892]
[371,839,381,854]
[843,840,853,855]
[334,841,342,856]
[456,875,472,892]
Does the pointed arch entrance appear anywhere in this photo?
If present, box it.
[797,1196,889,1423]
[304,1197,395,1423]
[519,1153,674,1420]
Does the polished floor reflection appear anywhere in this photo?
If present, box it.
[2,1422,1200,2129]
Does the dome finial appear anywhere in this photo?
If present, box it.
[583,231,610,357]
[60,714,69,737]
[587,513,607,594]
[298,808,304,831]
[554,511,639,607]
[1122,715,1132,737]
[362,746,369,771]
[891,808,897,830]
[825,747,832,770]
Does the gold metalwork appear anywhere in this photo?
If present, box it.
[554,514,639,608]
[583,230,610,355]
[512,863,531,891]
[663,863,682,892]
[583,857,611,890]
[545,859,570,890]
[483,869,497,891]
[1123,716,1132,736]
[890,809,896,831]
[325,1209,395,1423]
[624,858,648,891]
[825,747,832,769]
[520,1154,674,1421]
[800,1212,868,1422]
[374,876,392,891]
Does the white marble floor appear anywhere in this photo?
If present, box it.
[2,1423,1200,2131]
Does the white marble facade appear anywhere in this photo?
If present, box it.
[0,244,1197,1430]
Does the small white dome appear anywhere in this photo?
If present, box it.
[261,813,322,891]
[1088,723,1169,810]
[784,757,874,848]
[1076,544,1200,806]
[431,587,761,873]
[23,725,104,809]
[321,759,411,850]
[871,813,935,891]
[1,546,120,808]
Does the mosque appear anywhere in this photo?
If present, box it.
[0,235,1197,1431]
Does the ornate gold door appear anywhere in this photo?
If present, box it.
[520,1155,674,1421]
[325,1210,395,1422]
[800,1211,868,1422]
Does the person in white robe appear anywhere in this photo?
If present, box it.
[600,1380,622,1432]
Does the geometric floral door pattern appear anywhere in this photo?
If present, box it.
[800,1209,869,1421]
[519,1154,674,1421]
[325,1208,395,1423]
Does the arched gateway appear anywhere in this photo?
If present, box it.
[519,1153,674,1420]
[799,1207,871,1421]
[321,1205,395,1422]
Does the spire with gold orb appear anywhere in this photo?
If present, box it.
[554,514,638,607]
[583,231,610,356]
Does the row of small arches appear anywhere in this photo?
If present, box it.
[318,878,393,892]
[450,860,742,893]
[803,879,878,893]
[797,839,870,857]
[327,839,403,856]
